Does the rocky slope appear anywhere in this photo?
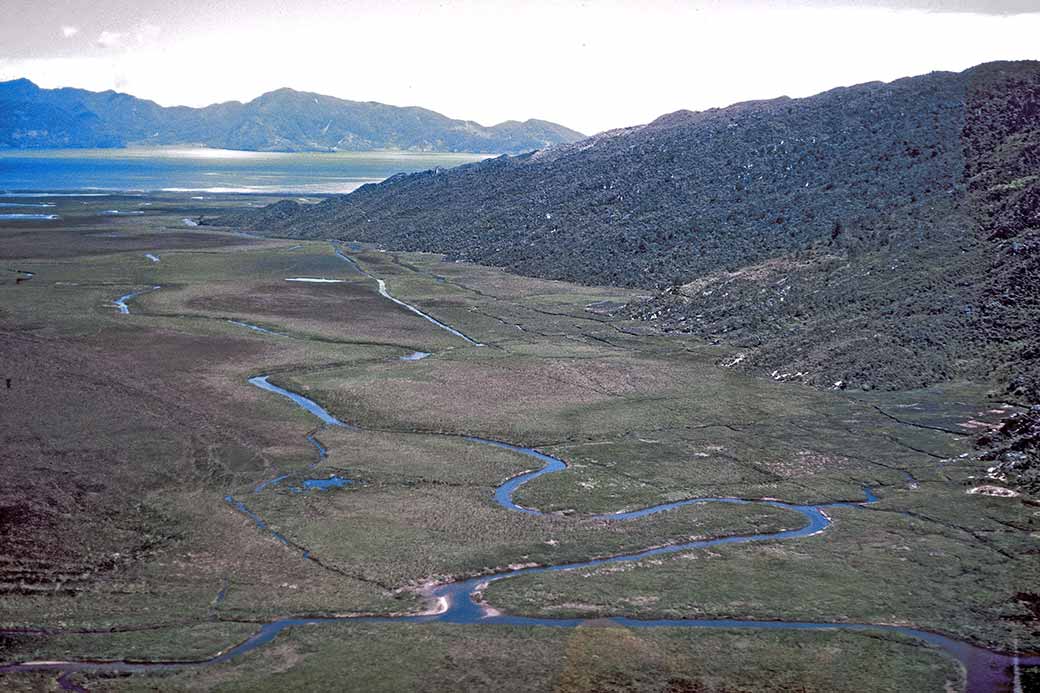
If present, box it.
[0,79,583,153]
[980,406,1040,495]
[219,61,1040,407]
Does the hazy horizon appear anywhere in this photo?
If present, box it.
[2,0,1039,136]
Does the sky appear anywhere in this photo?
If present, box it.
[1,0,1039,135]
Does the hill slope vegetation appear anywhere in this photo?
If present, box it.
[222,61,1039,413]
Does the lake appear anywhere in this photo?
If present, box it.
[0,148,491,195]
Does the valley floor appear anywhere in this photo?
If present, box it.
[0,194,1036,692]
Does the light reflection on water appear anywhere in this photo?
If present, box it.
[0,147,491,194]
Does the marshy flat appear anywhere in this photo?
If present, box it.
[1,191,1036,692]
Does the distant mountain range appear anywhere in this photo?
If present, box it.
[220,61,1040,421]
[0,79,584,153]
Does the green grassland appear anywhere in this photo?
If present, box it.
[0,195,1035,691]
[51,623,960,693]
[485,489,1040,649]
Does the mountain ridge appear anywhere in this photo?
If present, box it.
[0,79,584,153]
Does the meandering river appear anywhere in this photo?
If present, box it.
[2,250,1034,692]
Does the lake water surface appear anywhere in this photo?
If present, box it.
[0,148,490,194]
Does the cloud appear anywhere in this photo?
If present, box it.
[135,23,161,44]
[91,24,159,51]
[96,30,123,48]
[805,0,1040,14]
[61,26,79,39]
